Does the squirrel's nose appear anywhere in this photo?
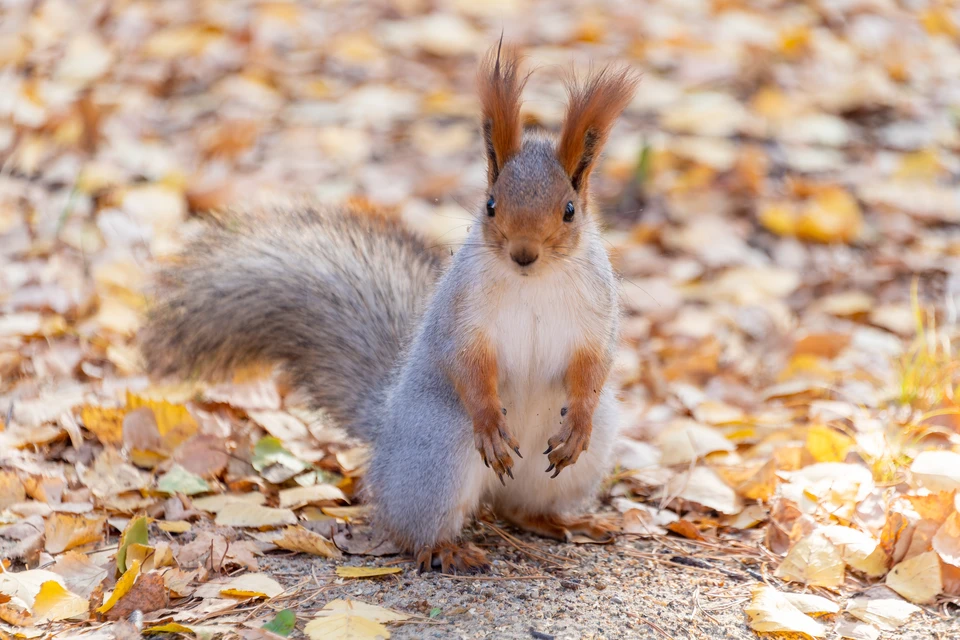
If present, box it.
[511,247,539,267]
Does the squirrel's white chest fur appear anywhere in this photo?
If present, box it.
[462,253,611,437]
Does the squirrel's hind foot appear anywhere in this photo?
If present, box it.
[504,512,618,543]
[415,541,491,575]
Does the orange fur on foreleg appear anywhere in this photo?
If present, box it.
[446,333,521,484]
[545,344,609,477]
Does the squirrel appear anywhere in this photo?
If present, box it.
[140,43,638,574]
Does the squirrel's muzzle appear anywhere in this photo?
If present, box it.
[509,242,539,267]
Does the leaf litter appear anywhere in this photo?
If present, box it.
[2,0,960,638]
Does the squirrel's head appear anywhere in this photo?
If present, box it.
[477,42,638,274]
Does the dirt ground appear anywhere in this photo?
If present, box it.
[256,518,956,640]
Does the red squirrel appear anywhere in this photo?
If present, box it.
[142,43,638,573]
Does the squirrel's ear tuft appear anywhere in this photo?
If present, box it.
[556,66,639,193]
[478,40,527,184]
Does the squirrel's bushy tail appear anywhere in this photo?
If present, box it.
[139,204,444,441]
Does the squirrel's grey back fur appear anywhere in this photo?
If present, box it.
[140,204,445,441]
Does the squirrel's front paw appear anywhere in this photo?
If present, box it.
[544,410,591,478]
[473,410,521,485]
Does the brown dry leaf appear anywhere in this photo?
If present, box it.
[78,448,151,498]
[161,568,198,598]
[744,584,826,638]
[176,531,259,572]
[172,435,230,478]
[215,503,297,528]
[44,513,106,554]
[933,511,960,566]
[0,471,26,509]
[278,484,347,509]
[885,550,943,603]
[49,551,108,599]
[192,492,267,513]
[273,526,342,559]
[30,581,88,623]
[103,572,166,621]
[658,466,742,515]
[656,420,734,465]
[845,597,921,631]
[775,531,845,588]
[665,519,704,541]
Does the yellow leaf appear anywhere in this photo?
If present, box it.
[215,503,297,528]
[805,424,854,463]
[775,531,845,588]
[745,585,825,638]
[919,9,958,38]
[274,526,342,559]
[318,599,410,623]
[125,543,157,573]
[886,550,943,603]
[895,149,944,182]
[125,392,197,447]
[220,573,284,599]
[321,505,371,521]
[796,187,862,244]
[778,26,810,58]
[96,560,140,614]
[759,201,798,237]
[31,581,88,623]
[335,567,402,579]
[44,514,106,554]
[80,406,125,445]
[143,623,195,634]
[157,520,192,533]
[0,470,25,509]
[305,613,391,640]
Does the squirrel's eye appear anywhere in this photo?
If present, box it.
[486,197,496,217]
[563,201,575,223]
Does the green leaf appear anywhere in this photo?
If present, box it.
[116,516,148,574]
[635,141,652,186]
[157,464,210,496]
[252,436,309,474]
[429,607,442,619]
[262,609,297,636]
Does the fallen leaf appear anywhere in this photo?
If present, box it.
[782,592,839,615]
[30,581,88,623]
[775,531,845,587]
[116,516,149,574]
[191,492,266,513]
[335,567,402,579]
[220,573,284,599]
[933,511,960,567]
[215,503,297,528]
[157,464,210,496]
[80,406,125,445]
[658,466,742,515]
[886,550,943,603]
[48,551,108,599]
[805,424,854,463]
[0,570,65,610]
[820,525,888,577]
[273,526,342,559]
[910,451,960,492]
[103,572,166,621]
[657,420,735,465]
[96,560,140,614]
[44,513,106,554]
[745,584,825,638]
[0,471,26,509]
[278,484,347,509]
[157,520,191,533]
[836,618,880,640]
[845,597,921,631]
[262,609,296,636]
[304,613,390,640]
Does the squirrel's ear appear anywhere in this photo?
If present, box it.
[478,40,527,184]
[556,66,639,193]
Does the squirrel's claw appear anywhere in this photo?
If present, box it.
[544,417,592,478]
[513,445,523,459]
[475,416,519,482]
